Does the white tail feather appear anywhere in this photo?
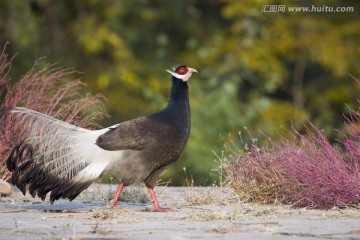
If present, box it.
[10,107,120,181]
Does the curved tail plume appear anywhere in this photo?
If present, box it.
[1,107,120,202]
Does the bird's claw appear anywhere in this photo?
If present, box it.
[111,205,126,210]
[110,199,126,210]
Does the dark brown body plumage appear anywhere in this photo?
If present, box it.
[96,75,191,189]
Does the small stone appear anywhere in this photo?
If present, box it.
[0,180,12,196]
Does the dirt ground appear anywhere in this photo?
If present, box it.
[1,183,360,240]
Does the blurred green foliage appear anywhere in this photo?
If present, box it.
[1,0,359,185]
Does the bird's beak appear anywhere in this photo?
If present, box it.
[188,68,198,74]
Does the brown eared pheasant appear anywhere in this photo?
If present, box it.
[2,65,198,212]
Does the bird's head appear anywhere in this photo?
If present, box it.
[166,65,198,82]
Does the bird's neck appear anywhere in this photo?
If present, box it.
[154,77,190,133]
[168,77,189,105]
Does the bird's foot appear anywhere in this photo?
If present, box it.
[147,187,175,212]
[111,205,126,210]
[110,199,126,210]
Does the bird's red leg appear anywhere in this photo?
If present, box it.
[111,182,125,210]
[147,187,175,212]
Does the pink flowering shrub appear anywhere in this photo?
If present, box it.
[224,105,360,210]
[0,45,107,178]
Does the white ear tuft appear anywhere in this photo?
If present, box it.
[166,69,181,79]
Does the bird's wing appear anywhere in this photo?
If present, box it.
[95,117,153,151]
[2,107,122,202]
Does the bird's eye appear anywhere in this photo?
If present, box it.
[176,67,188,75]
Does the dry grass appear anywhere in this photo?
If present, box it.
[90,209,120,220]
[58,208,132,221]
[185,188,218,206]
[185,209,241,222]
[185,187,240,206]
[224,120,360,209]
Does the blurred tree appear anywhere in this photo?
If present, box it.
[0,0,359,185]
[217,0,360,135]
